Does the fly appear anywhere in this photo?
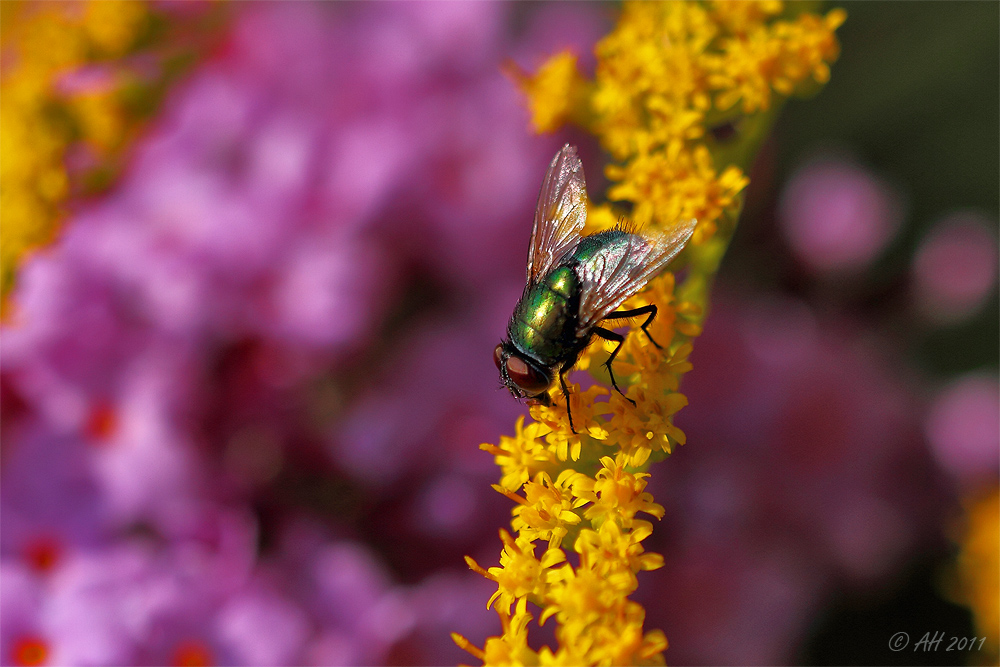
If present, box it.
[494,144,696,432]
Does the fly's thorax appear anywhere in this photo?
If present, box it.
[569,228,636,269]
[507,264,583,366]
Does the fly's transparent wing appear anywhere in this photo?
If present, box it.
[527,144,588,282]
[577,219,697,330]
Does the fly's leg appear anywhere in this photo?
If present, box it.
[558,369,576,433]
[603,304,662,349]
[593,326,636,406]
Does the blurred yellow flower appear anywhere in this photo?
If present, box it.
[509,51,588,135]
[953,488,1000,662]
[0,1,215,317]
[459,2,844,664]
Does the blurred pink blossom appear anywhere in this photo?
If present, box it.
[780,155,904,273]
[926,374,1000,490]
[912,211,999,324]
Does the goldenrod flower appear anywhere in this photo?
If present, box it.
[459,2,844,664]
[576,455,665,531]
[505,469,588,549]
[466,529,566,614]
[452,607,536,667]
[481,415,557,492]
[529,386,612,461]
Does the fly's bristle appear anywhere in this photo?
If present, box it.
[615,215,638,235]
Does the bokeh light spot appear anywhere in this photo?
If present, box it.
[12,636,48,667]
[780,155,903,273]
[912,211,999,325]
[926,374,1000,488]
[84,400,118,443]
[171,640,213,667]
[24,535,62,573]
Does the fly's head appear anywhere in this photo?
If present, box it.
[494,341,553,401]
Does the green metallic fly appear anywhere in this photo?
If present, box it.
[494,144,696,432]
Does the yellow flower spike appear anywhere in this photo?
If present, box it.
[537,643,590,667]
[709,0,784,37]
[475,2,844,663]
[576,520,664,582]
[587,622,669,667]
[541,564,624,631]
[83,0,149,57]
[606,387,688,467]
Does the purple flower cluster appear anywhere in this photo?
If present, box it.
[1,3,607,665]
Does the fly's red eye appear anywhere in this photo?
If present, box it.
[494,344,504,372]
[505,355,550,395]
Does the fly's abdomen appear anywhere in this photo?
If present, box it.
[508,265,580,364]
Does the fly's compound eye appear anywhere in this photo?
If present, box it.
[493,344,505,372]
[505,355,550,396]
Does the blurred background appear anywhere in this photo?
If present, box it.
[1,2,996,666]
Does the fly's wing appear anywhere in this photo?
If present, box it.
[577,219,697,330]
[527,144,588,283]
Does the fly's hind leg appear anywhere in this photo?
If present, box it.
[593,326,636,406]
[602,304,662,349]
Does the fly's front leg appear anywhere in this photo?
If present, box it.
[558,369,576,433]
[593,326,636,406]
[603,304,662,349]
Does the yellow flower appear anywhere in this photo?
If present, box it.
[466,3,844,664]
[606,142,749,242]
[83,0,148,57]
[576,455,666,530]
[707,8,846,113]
[576,520,664,584]
[541,562,625,632]
[467,529,566,614]
[585,620,668,667]
[511,51,588,135]
[952,488,1000,660]
[452,607,537,667]
[709,0,783,37]
[481,415,556,492]
[606,387,687,467]
[500,469,589,549]
[529,386,611,461]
